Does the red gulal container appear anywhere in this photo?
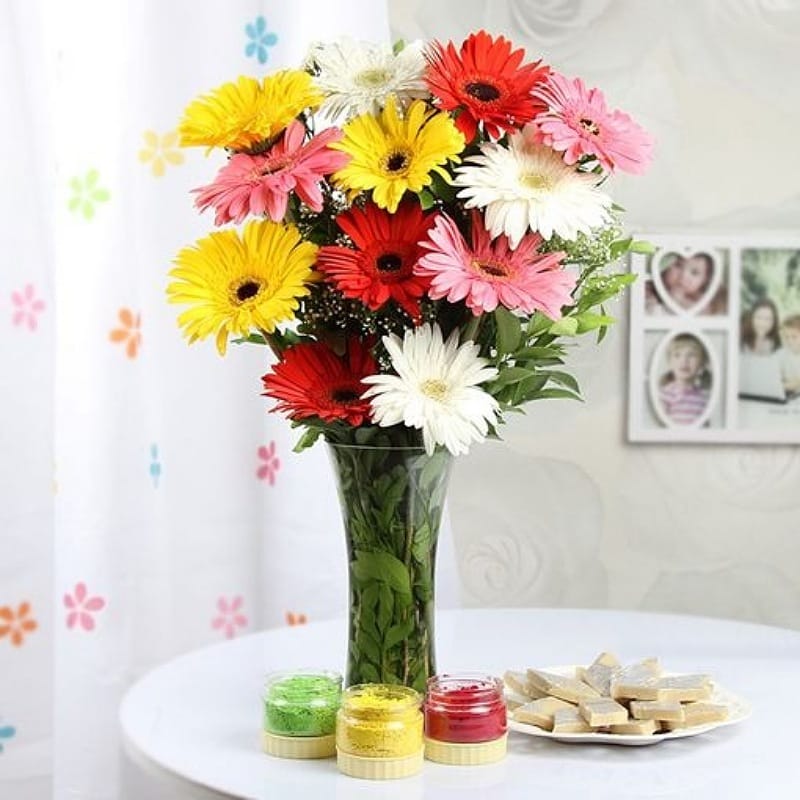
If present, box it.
[424,673,507,744]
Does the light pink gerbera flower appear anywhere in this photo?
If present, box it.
[193,121,350,224]
[416,211,575,318]
[533,72,653,175]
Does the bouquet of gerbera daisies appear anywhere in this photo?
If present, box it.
[170,32,653,456]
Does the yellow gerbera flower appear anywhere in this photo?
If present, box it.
[330,97,465,212]
[178,71,323,151]
[167,220,319,355]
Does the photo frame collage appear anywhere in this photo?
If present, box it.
[628,234,800,443]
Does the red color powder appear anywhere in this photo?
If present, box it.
[424,676,507,744]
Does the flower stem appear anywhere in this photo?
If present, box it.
[259,328,284,359]
[461,314,481,343]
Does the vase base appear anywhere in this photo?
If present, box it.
[336,747,424,780]
[424,733,507,765]
[262,731,336,759]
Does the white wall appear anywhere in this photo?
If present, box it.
[390,0,800,628]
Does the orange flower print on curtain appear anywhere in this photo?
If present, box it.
[110,308,142,358]
[0,601,38,647]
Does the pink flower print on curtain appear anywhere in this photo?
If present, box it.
[256,442,281,485]
[64,583,106,631]
[11,284,46,330]
[212,595,248,639]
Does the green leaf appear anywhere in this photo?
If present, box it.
[410,663,429,692]
[575,312,616,333]
[362,582,380,611]
[527,313,552,336]
[385,617,415,650]
[488,366,536,393]
[293,427,323,453]
[377,585,394,632]
[360,662,380,683]
[231,332,268,346]
[352,551,412,596]
[609,237,632,260]
[513,345,564,361]
[418,188,435,210]
[428,169,458,204]
[541,370,581,393]
[533,388,583,401]
[411,523,432,563]
[597,306,610,343]
[392,38,406,55]
[354,426,379,445]
[414,575,433,602]
[494,307,522,356]
[509,374,549,405]
[548,316,579,336]
[356,620,381,664]
[630,239,656,254]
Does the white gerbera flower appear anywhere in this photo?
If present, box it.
[453,125,612,247]
[306,38,429,121]
[361,323,499,456]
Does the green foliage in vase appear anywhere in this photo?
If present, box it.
[329,444,451,691]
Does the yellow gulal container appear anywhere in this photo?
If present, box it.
[336,684,424,780]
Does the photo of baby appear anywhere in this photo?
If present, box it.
[645,251,728,317]
[654,333,713,426]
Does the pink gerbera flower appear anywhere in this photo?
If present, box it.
[416,211,575,318]
[193,121,350,224]
[533,73,653,175]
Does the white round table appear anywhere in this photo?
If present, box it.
[120,608,800,799]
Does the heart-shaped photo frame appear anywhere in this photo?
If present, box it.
[650,249,723,317]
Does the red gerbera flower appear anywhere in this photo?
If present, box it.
[317,201,435,319]
[261,339,376,426]
[424,31,550,143]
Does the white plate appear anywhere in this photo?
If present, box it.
[506,665,752,746]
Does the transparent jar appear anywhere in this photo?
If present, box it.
[262,670,341,759]
[336,684,424,780]
[423,673,507,765]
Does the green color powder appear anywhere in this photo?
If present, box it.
[263,674,341,737]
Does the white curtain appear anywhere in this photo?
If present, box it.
[0,1,460,797]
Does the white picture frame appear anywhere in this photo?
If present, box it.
[628,232,800,443]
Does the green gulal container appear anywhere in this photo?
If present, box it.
[263,671,342,737]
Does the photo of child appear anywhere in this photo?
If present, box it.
[645,251,727,316]
[656,333,712,426]
[740,297,781,356]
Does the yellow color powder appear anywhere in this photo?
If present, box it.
[336,684,423,758]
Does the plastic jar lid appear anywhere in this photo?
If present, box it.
[262,730,336,759]
[424,733,507,765]
[337,747,424,780]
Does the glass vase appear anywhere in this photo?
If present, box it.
[327,442,453,693]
